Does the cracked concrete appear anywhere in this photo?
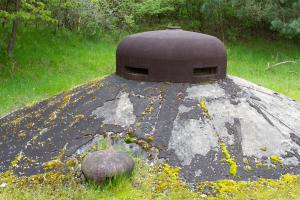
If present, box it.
[0,75,299,182]
[92,92,136,128]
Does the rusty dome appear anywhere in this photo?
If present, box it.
[116,28,227,83]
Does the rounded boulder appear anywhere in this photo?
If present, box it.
[81,150,134,184]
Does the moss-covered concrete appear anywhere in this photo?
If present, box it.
[0,75,299,183]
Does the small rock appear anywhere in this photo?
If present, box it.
[81,150,134,184]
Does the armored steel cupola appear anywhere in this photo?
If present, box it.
[116,28,227,83]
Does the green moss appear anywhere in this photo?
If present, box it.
[220,142,237,177]
[199,97,210,118]
[142,101,154,116]
[17,132,27,139]
[60,93,72,109]
[243,159,249,166]
[244,166,252,172]
[125,129,135,136]
[73,114,85,121]
[256,162,263,168]
[10,152,24,169]
[1,159,300,200]
[136,140,151,150]
[124,137,137,144]
[146,135,154,143]
[197,174,300,199]
[270,155,282,165]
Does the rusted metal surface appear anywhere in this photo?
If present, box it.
[116,29,227,83]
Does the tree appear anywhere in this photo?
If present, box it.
[6,0,19,57]
[0,0,56,57]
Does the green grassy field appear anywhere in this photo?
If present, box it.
[0,27,300,115]
[227,38,300,99]
[0,27,116,115]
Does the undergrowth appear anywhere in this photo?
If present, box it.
[0,27,300,115]
[0,137,299,200]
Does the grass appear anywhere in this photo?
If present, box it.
[0,27,300,115]
[1,138,299,200]
[0,26,116,115]
[227,38,300,99]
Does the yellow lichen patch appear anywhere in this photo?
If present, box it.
[42,145,67,170]
[0,156,299,199]
[27,122,34,129]
[25,158,37,165]
[65,158,77,168]
[125,128,135,136]
[244,166,252,172]
[11,117,22,125]
[196,174,300,199]
[37,141,45,146]
[60,93,72,109]
[31,135,38,142]
[144,164,188,194]
[146,135,154,143]
[270,155,282,165]
[48,93,72,122]
[17,132,27,139]
[86,77,105,89]
[57,145,67,161]
[199,97,210,118]
[73,114,84,121]
[256,161,263,168]
[70,114,85,127]
[10,152,24,169]
[142,101,154,116]
[49,111,57,121]
[42,160,64,170]
[0,170,16,185]
[85,78,104,94]
[136,139,151,150]
[220,142,237,177]
[243,159,249,166]
[159,85,165,105]
[0,170,76,188]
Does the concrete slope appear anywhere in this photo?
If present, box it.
[0,75,299,182]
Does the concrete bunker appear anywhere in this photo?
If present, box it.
[116,27,227,83]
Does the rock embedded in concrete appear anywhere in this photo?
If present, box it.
[81,151,134,184]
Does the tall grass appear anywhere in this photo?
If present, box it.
[0,27,116,115]
[0,27,299,115]
[227,38,300,99]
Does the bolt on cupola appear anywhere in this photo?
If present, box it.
[116,28,227,83]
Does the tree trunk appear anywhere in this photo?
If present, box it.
[2,0,9,27]
[7,0,20,57]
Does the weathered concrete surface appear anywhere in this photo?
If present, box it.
[0,75,299,182]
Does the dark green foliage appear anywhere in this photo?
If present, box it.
[0,0,299,56]
[268,0,300,38]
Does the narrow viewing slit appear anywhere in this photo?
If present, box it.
[126,66,148,75]
[193,66,217,76]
